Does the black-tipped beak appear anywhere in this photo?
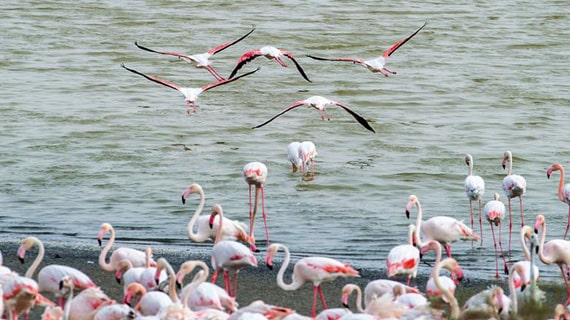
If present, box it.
[521,283,526,292]
[534,228,538,234]
[266,263,273,271]
[343,302,350,309]
[457,275,464,282]
[504,265,509,275]
[18,257,24,264]
[547,173,552,179]
[115,277,121,284]
[181,195,186,204]
[98,239,102,246]
[535,245,539,254]
[502,164,506,170]
[209,222,214,229]
[498,307,503,314]
[125,300,131,307]
[405,210,410,219]
[176,281,181,290]
[59,280,64,291]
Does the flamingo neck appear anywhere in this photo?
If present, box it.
[187,188,208,242]
[351,284,365,313]
[433,261,459,319]
[98,227,116,272]
[506,155,513,176]
[275,244,303,291]
[213,206,224,244]
[414,200,423,245]
[179,261,209,306]
[508,265,521,315]
[521,231,531,262]
[467,160,474,176]
[161,260,179,303]
[537,221,552,265]
[25,237,44,279]
[557,166,566,202]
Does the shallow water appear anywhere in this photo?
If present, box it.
[1,0,570,283]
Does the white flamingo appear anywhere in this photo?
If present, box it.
[484,193,508,278]
[243,161,269,251]
[464,153,485,246]
[502,150,527,253]
[546,163,570,239]
[386,224,420,286]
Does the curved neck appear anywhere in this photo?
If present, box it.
[536,220,552,265]
[159,259,179,303]
[433,261,459,319]
[414,200,423,245]
[179,261,209,305]
[557,166,566,202]
[506,154,513,176]
[187,188,208,242]
[275,244,303,291]
[213,205,224,244]
[521,230,531,261]
[25,237,44,278]
[352,285,365,313]
[508,266,519,315]
[467,159,474,176]
[98,227,115,272]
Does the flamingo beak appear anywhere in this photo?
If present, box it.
[405,210,410,219]
[181,195,186,204]
[18,257,24,264]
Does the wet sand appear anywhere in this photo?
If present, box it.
[0,239,566,319]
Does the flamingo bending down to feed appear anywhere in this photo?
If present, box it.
[298,141,318,178]
[228,45,311,82]
[121,63,259,115]
[243,161,269,251]
[265,242,360,318]
[386,224,420,286]
[484,193,508,278]
[251,95,375,133]
[461,286,505,319]
[210,204,258,298]
[306,20,427,77]
[134,25,255,81]
[287,142,302,173]
[502,150,527,253]
[464,153,485,246]
[406,194,479,258]
[546,163,570,239]
[181,182,255,248]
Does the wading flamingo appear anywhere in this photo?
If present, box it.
[134,25,255,81]
[406,195,479,258]
[266,243,359,318]
[386,224,420,286]
[243,161,269,251]
[502,150,527,253]
[464,154,485,246]
[306,21,427,77]
[299,141,317,178]
[484,193,508,278]
[287,142,302,173]
[421,240,457,304]
[121,63,259,115]
[229,46,311,82]
[546,163,570,239]
[252,95,375,133]
[341,280,420,312]
[210,204,258,298]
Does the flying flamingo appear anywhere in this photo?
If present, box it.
[287,142,302,173]
[546,163,570,239]
[243,161,269,251]
[421,240,458,305]
[251,95,375,133]
[228,45,311,82]
[406,195,480,258]
[181,182,255,248]
[341,280,420,312]
[299,141,318,178]
[306,21,427,77]
[265,242,360,318]
[210,204,258,298]
[502,150,527,253]
[534,214,570,306]
[134,25,255,81]
[386,224,420,286]
[464,153,485,246]
[484,193,508,278]
[121,63,259,115]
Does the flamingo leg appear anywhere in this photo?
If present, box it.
[469,200,474,248]
[318,285,328,310]
[248,185,255,239]
[478,199,483,246]
[382,67,397,75]
[206,65,225,81]
[406,275,412,286]
[233,272,239,298]
[558,264,570,306]
[565,206,570,240]
[311,285,319,318]
[260,186,270,246]
[223,271,231,296]
[211,270,219,284]
[519,196,525,227]
[499,222,508,274]
[490,223,500,278]
[508,199,513,254]
[444,245,452,258]
[311,159,315,178]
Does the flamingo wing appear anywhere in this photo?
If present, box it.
[306,55,365,64]
[228,50,263,79]
[201,67,259,92]
[382,20,427,58]
[121,64,181,92]
[208,25,256,55]
[281,50,311,82]
[134,41,193,60]
[251,101,306,129]
[331,101,375,133]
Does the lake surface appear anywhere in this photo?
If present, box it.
[1,0,569,283]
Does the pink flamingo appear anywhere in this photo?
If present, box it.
[251,95,375,133]
[386,224,420,286]
[287,142,302,173]
[229,45,311,82]
[421,240,458,305]
[299,141,317,178]
[534,214,570,306]
[341,280,420,312]
[210,204,258,298]
[502,150,527,253]
[2,275,55,320]
[461,286,505,319]
[243,161,269,251]
[484,193,508,278]
[406,195,479,258]
[123,282,171,316]
[121,63,259,115]
[515,226,540,290]
[67,287,115,320]
[265,242,360,318]
[93,304,135,320]
[464,153,485,246]
[119,247,167,295]
[134,25,255,81]
[306,21,426,77]
[546,163,570,239]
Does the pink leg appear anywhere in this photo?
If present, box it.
[406,275,412,286]
[445,245,452,258]
[508,199,513,254]
[478,199,483,246]
[261,186,270,246]
[223,271,231,296]
[490,223,500,278]
[206,66,225,81]
[519,197,525,227]
[211,270,218,283]
[248,185,254,238]
[565,206,570,240]
[499,222,508,274]
[311,286,319,317]
[558,265,570,306]
[318,286,328,310]
[311,160,315,178]
[233,272,239,298]
[383,67,397,75]
[469,200,474,248]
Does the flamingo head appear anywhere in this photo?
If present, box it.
[534,214,545,234]
[265,244,280,270]
[341,284,357,309]
[17,237,36,263]
[236,232,258,253]
[464,154,472,167]
[97,223,112,246]
[405,195,418,218]
[208,204,223,228]
[501,151,512,170]
[492,286,505,314]
[547,163,562,179]
[181,183,202,204]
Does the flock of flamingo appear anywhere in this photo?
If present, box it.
[3,21,570,320]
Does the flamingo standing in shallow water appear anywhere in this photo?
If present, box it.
[243,161,269,250]
[298,141,317,178]
[484,193,508,278]
[306,21,427,77]
[546,163,570,239]
[134,25,255,81]
[386,224,420,286]
[121,63,259,115]
[502,150,527,253]
[252,95,375,133]
[265,243,359,318]
[287,142,302,173]
[464,153,485,246]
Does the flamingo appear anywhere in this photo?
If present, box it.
[119,247,167,295]
[516,226,540,290]
[134,25,255,81]
[228,45,311,82]
[252,95,375,133]
[420,240,457,305]
[464,153,485,246]
[227,300,294,319]
[507,261,529,318]
[2,275,55,320]
[430,258,463,320]
[123,282,171,317]
[287,142,302,173]
[546,163,570,239]
[210,204,258,298]
[406,195,479,258]
[265,242,360,318]
[97,222,155,282]
[386,224,420,286]
[298,141,317,178]
[306,21,427,77]
[484,193,508,278]
[121,63,259,115]
[502,150,527,253]
[390,284,428,310]
[93,304,135,320]
[461,285,505,319]
[341,280,420,312]
[243,161,269,251]
[534,214,570,306]
[67,287,115,320]
[181,182,255,248]
[17,236,97,307]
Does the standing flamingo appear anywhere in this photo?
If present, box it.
[299,141,317,178]
[66,287,115,320]
[210,204,258,298]
[386,224,420,286]
[421,240,457,305]
[306,21,427,77]
[121,63,259,115]
[406,195,479,258]
[341,280,420,312]
[461,286,505,319]
[228,45,311,82]
[2,275,55,320]
[134,25,255,81]
[484,193,508,278]
[464,153,485,246]
[502,150,527,253]
[517,226,540,290]
[287,142,302,173]
[546,163,570,239]
[265,243,359,318]
[243,161,269,251]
